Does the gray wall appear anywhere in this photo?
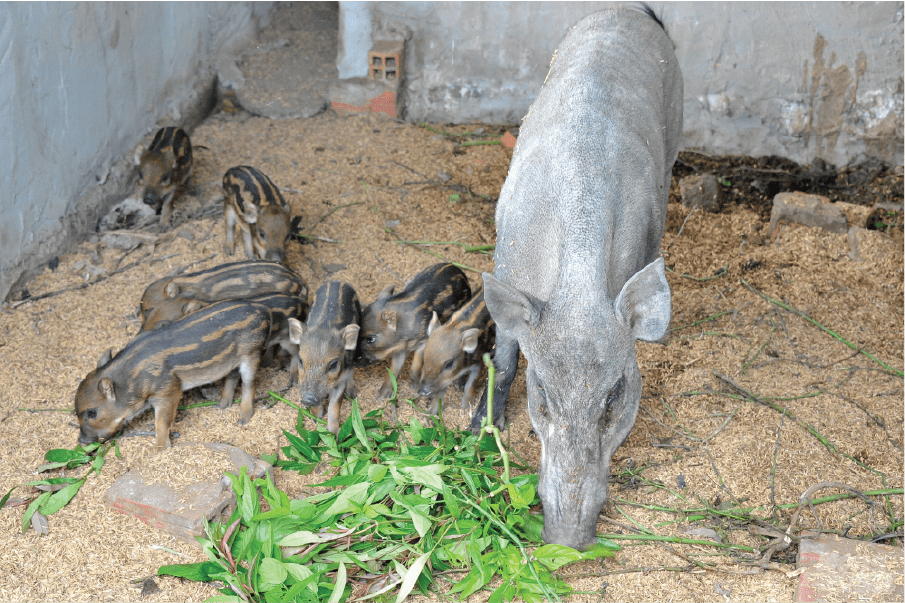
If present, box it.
[339,1,904,166]
[0,2,272,302]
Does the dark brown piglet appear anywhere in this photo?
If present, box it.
[223,166,292,263]
[288,282,361,434]
[139,260,306,328]
[75,300,272,450]
[411,286,494,413]
[358,263,471,400]
[134,127,193,227]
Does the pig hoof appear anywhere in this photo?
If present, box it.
[377,387,394,400]
[237,417,249,426]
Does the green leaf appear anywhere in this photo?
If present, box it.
[520,513,545,543]
[322,482,370,516]
[408,507,432,538]
[38,478,85,515]
[22,491,50,533]
[506,482,535,510]
[448,193,461,203]
[0,485,17,509]
[200,596,243,602]
[284,562,317,593]
[532,544,583,571]
[278,530,349,547]
[399,464,447,492]
[350,399,373,452]
[579,541,621,559]
[395,552,430,603]
[158,561,224,581]
[259,557,288,587]
[327,562,346,603]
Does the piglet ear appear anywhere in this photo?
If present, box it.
[613,257,671,342]
[98,378,116,402]
[427,311,441,336]
[288,318,306,345]
[376,284,395,301]
[244,201,259,224]
[133,144,145,167]
[461,329,481,354]
[380,310,397,332]
[97,349,114,369]
[183,300,204,314]
[341,324,361,351]
[164,282,181,298]
[482,272,541,343]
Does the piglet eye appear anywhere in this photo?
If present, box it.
[85,409,97,420]
[327,359,339,373]
[365,336,377,345]
[259,231,268,242]
[443,359,455,371]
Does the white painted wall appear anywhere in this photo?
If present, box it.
[338,1,904,166]
[0,1,272,302]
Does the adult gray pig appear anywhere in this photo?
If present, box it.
[469,6,683,551]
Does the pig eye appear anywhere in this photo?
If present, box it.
[259,231,268,242]
[160,172,172,186]
[84,409,97,420]
[443,359,455,371]
[365,336,377,345]
[327,359,339,373]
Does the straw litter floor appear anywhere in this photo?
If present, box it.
[0,106,901,602]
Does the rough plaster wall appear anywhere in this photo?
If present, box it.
[0,1,272,302]
[339,1,903,166]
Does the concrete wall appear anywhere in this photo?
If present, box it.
[338,1,904,166]
[0,2,272,302]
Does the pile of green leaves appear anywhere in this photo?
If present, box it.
[159,397,618,602]
[1,441,116,534]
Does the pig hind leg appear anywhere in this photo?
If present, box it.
[237,355,261,424]
[218,369,240,409]
[224,205,238,256]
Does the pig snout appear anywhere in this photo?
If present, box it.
[536,447,608,551]
[77,430,98,445]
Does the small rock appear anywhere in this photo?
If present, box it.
[436,171,451,183]
[473,127,485,135]
[385,219,401,229]
[683,526,722,543]
[766,191,848,235]
[102,232,146,250]
[848,226,896,263]
[98,196,157,231]
[501,131,518,149]
[679,173,722,212]
[140,578,161,597]
[322,263,347,276]
[176,229,194,242]
[48,257,59,272]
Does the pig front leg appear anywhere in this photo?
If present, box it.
[224,204,238,256]
[460,364,482,410]
[151,384,181,449]
[326,383,346,434]
[240,224,256,261]
[377,350,408,400]
[469,334,518,433]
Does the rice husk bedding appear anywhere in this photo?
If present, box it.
[1,21,902,603]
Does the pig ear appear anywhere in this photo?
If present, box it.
[380,310,397,332]
[482,272,541,341]
[98,378,116,402]
[288,318,306,345]
[133,144,144,166]
[614,257,671,342]
[164,282,181,298]
[427,311,441,336]
[461,328,481,354]
[244,202,258,224]
[341,324,360,351]
[97,348,114,368]
[183,300,204,314]
[376,284,395,301]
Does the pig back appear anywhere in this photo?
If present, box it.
[494,7,683,302]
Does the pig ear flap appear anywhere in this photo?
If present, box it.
[614,257,671,342]
[97,348,114,369]
[244,201,258,224]
[376,284,395,301]
[482,272,541,341]
[98,378,116,402]
[288,318,306,346]
[164,282,181,298]
[341,324,360,351]
[183,300,204,314]
[380,310,397,332]
[427,311,441,336]
[461,329,481,354]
